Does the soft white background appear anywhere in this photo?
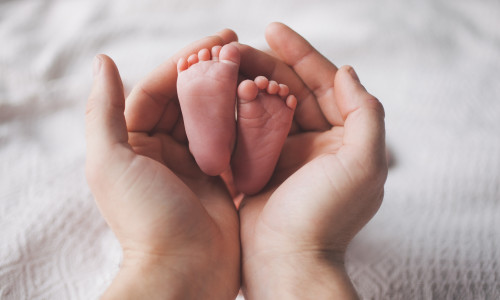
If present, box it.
[1,0,499,299]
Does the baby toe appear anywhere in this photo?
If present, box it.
[187,53,199,67]
[267,80,279,94]
[255,76,269,90]
[238,80,259,101]
[198,48,211,61]
[278,84,289,98]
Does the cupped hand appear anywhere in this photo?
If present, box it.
[85,30,240,300]
[235,23,388,299]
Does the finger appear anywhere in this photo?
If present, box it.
[234,42,329,131]
[85,55,133,192]
[125,29,238,133]
[265,22,343,127]
[86,55,128,149]
[335,66,387,173]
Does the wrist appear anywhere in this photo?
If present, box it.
[101,255,191,300]
[242,250,358,300]
[102,249,239,300]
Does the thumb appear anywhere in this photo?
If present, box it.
[85,55,133,195]
[334,65,387,181]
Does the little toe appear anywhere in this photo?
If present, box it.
[198,48,211,61]
[219,44,241,66]
[187,53,199,67]
[267,80,279,94]
[286,95,298,110]
[238,80,259,101]
[255,76,269,90]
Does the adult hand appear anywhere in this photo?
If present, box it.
[85,30,240,300]
[235,23,388,299]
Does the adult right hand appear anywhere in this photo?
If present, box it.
[235,23,388,299]
[85,30,241,300]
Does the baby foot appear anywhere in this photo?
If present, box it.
[177,44,240,176]
[231,76,297,194]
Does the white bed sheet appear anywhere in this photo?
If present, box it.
[1,0,499,298]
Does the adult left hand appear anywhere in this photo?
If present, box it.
[234,23,388,299]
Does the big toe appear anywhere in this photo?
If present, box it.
[219,43,241,65]
[238,80,259,101]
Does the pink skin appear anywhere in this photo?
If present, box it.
[177,44,240,176]
[177,46,296,193]
[231,76,297,195]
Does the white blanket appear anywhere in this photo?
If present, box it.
[1,0,499,298]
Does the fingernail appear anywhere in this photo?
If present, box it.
[93,55,102,77]
[348,66,360,82]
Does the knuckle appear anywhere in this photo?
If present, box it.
[366,96,385,118]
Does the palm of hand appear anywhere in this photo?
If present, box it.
[119,109,238,259]
[239,125,352,258]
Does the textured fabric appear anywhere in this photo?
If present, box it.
[1,0,499,299]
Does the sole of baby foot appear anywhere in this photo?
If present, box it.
[177,44,240,176]
[231,76,296,194]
